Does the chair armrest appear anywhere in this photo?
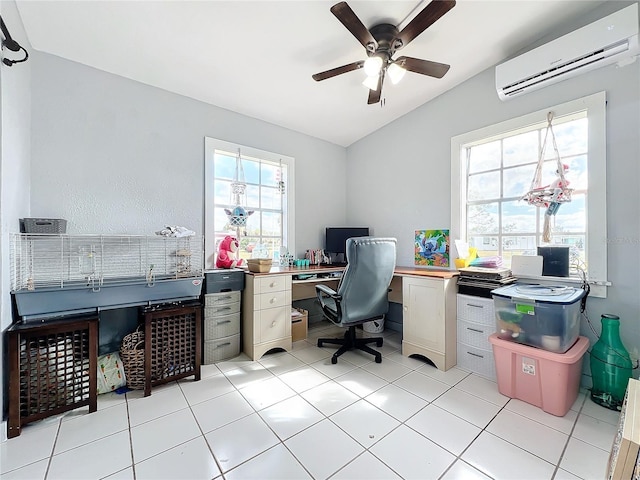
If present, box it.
[316,283,341,323]
[315,283,338,298]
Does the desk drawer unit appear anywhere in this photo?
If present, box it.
[203,291,241,364]
[257,306,289,343]
[258,291,289,310]
[456,294,496,380]
[243,273,292,360]
[256,275,288,294]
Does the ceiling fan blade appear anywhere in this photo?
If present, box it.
[330,2,377,51]
[397,0,456,47]
[367,75,383,104]
[312,61,364,81]
[395,56,450,78]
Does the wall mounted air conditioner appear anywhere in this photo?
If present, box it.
[496,3,639,100]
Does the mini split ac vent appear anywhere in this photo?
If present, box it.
[496,4,639,100]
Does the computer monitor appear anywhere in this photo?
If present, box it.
[325,227,370,264]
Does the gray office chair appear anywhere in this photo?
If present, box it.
[316,237,396,364]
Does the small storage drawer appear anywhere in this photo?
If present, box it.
[205,303,241,318]
[205,270,244,294]
[204,334,240,363]
[205,291,241,307]
[457,294,495,325]
[203,312,240,340]
[457,319,493,350]
[256,275,289,294]
[457,343,496,380]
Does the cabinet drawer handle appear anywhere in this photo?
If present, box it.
[216,320,232,325]
[271,321,276,328]
[466,327,485,333]
[216,342,231,348]
[270,282,277,288]
[270,297,277,304]
[219,295,233,301]
[466,303,484,309]
[215,306,232,312]
[466,351,485,359]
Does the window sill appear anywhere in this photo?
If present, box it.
[515,274,609,298]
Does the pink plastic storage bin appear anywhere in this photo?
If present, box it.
[489,334,589,416]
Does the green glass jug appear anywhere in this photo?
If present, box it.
[590,314,633,411]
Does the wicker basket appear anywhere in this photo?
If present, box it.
[119,327,146,390]
[247,258,272,273]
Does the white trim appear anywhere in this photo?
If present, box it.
[451,92,607,298]
[204,137,295,269]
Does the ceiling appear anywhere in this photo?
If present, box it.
[16,1,606,147]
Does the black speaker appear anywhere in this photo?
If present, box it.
[537,246,570,277]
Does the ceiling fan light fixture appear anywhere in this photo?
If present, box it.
[362,75,379,91]
[388,62,407,85]
[363,55,383,76]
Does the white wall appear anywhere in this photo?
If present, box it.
[0,0,31,438]
[30,52,348,257]
[347,2,640,375]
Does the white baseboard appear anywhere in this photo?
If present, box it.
[1,420,7,442]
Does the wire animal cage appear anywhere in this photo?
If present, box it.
[10,234,204,320]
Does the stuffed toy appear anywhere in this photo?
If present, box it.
[497,317,523,339]
[216,235,244,269]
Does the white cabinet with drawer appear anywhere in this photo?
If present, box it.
[203,291,241,363]
[242,274,292,360]
[456,294,496,380]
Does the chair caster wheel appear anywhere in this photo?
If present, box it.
[331,356,338,364]
[376,339,383,347]
[375,355,382,363]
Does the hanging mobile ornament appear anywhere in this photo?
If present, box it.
[224,148,254,236]
[277,159,285,195]
[521,112,573,242]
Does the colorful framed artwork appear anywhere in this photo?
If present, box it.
[415,229,450,267]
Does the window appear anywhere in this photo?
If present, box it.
[204,138,295,268]
[451,92,608,297]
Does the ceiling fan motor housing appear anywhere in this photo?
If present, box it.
[368,24,403,63]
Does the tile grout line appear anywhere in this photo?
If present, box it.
[550,394,585,479]
[42,417,62,480]
[122,394,136,480]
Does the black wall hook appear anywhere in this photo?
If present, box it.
[0,15,28,66]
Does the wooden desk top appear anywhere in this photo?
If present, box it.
[244,264,458,279]
[393,266,459,279]
[247,265,344,276]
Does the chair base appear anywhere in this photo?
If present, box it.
[317,325,383,364]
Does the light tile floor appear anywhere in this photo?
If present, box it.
[1,322,619,480]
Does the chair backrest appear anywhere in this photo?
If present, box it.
[336,237,397,325]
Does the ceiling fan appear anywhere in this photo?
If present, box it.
[312,0,456,104]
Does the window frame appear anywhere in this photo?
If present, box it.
[204,137,295,269]
[450,92,608,297]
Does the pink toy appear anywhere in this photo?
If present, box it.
[549,164,570,203]
[216,235,244,269]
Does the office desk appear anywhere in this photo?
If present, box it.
[242,266,458,370]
